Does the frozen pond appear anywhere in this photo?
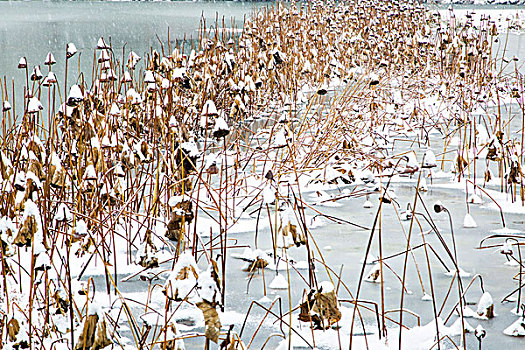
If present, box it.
[0,1,263,89]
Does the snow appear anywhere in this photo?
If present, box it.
[109,103,120,116]
[97,37,108,49]
[18,57,27,68]
[197,267,219,303]
[423,150,437,168]
[475,292,495,319]
[212,117,229,135]
[2,3,525,350]
[463,213,478,228]
[168,194,192,207]
[164,251,200,301]
[360,253,378,265]
[68,85,83,101]
[421,293,433,301]
[363,200,374,208]
[269,274,288,289]
[45,52,56,65]
[318,281,335,293]
[449,318,475,335]
[35,253,50,270]
[83,164,97,180]
[273,129,287,148]
[263,185,276,204]
[66,42,77,57]
[467,193,483,204]
[504,318,525,337]
[27,97,43,113]
[54,203,72,222]
[201,100,218,116]
[75,220,89,235]
[144,70,155,84]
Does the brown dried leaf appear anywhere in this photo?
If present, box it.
[51,166,67,188]
[176,265,199,281]
[7,318,20,342]
[13,215,37,247]
[484,169,492,183]
[75,314,98,350]
[243,258,268,272]
[95,155,107,176]
[312,290,342,329]
[456,154,468,174]
[298,288,341,330]
[28,159,45,180]
[508,162,522,184]
[197,301,222,343]
[92,319,112,350]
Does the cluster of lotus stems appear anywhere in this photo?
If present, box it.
[0,0,524,349]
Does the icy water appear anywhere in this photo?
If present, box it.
[0,1,264,91]
[1,1,525,350]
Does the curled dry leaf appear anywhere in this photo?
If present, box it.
[75,314,111,350]
[13,215,37,247]
[298,288,341,330]
[7,318,20,342]
[197,300,222,343]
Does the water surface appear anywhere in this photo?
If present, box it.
[0,1,265,89]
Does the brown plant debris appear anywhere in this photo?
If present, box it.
[197,300,222,343]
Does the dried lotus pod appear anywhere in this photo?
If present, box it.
[206,162,219,175]
[166,219,183,242]
[165,202,193,242]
